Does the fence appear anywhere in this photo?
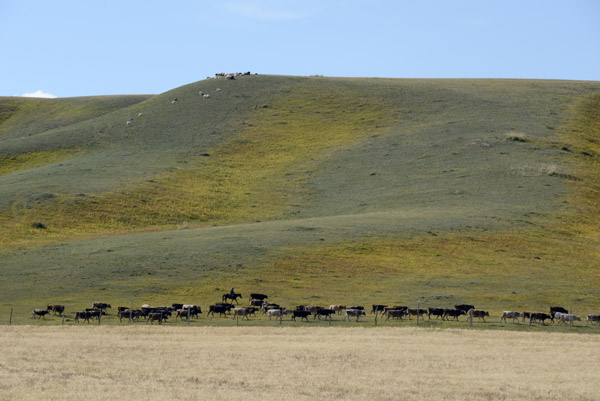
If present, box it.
[4,303,598,331]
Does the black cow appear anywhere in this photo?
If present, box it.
[214,303,234,313]
[521,312,532,322]
[314,309,336,320]
[550,306,568,316]
[531,312,552,325]
[75,311,91,323]
[87,309,102,320]
[371,305,387,314]
[291,310,311,321]
[455,304,475,313]
[250,293,268,301]
[207,305,229,318]
[443,309,466,321]
[428,307,445,319]
[587,315,600,325]
[32,309,49,319]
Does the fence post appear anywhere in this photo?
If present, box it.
[529,307,533,328]
[9,309,13,325]
[374,311,378,326]
[98,310,101,325]
[62,314,65,325]
[187,307,190,326]
[469,309,473,327]
[569,305,572,330]
[416,301,420,326]
[129,300,133,325]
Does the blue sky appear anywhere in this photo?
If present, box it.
[1,0,599,98]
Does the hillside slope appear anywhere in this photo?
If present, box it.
[1,76,599,318]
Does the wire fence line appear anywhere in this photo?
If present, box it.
[6,303,600,331]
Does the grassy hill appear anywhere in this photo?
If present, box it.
[1,75,599,323]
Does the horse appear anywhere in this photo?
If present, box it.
[222,292,242,304]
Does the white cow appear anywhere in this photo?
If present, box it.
[554,312,565,323]
[500,311,521,323]
[267,308,283,320]
[329,305,346,314]
[559,314,581,325]
[233,308,249,320]
[344,309,366,322]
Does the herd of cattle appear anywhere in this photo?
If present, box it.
[30,293,600,327]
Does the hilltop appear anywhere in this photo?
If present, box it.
[1,75,599,318]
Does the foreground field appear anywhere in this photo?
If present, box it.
[1,326,598,401]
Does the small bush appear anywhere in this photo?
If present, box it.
[506,132,528,142]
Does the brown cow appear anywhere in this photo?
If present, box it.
[470,310,490,322]
[47,304,65,315]
[406,308,427,319]
[147,313,164,324]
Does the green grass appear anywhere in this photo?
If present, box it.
[0,84,391,244]
[0,95,150,141]
[0,77,599,327]
[0,148,83,176]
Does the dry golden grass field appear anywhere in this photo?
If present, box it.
[1,326,598,401]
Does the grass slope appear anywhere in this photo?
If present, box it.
[1,76,599,323]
